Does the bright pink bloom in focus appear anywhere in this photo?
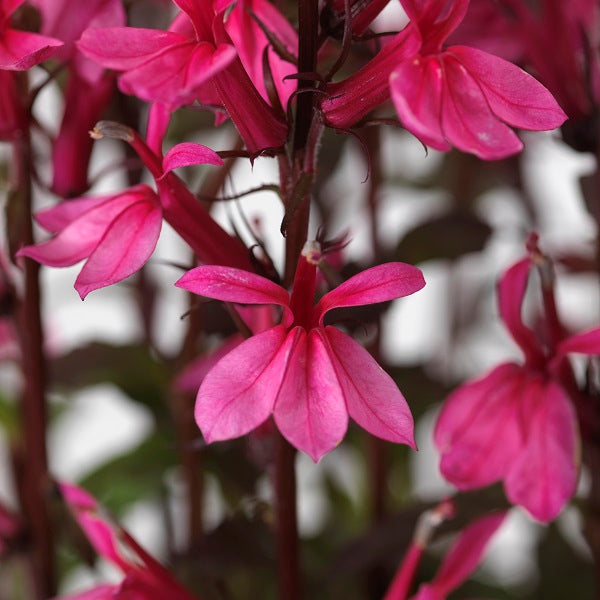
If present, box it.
[176,241,425,461]
[0,0,62,70]
[55,482,198,600]
[17,185,162,299]
[435,241,600,521]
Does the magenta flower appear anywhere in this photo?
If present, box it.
[323,0,566,159]
[17,184,163,299]
[435,240,600,521]
[0,0,62,70]
[176,241,425,461]
[55,482,198,600]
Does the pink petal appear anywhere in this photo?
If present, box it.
[77,28,188,70]
[498,257,544,363]
[146,102,171,156]
[0,30,63,70]
[505,378,579,522]
[557,327,600,356]
[440,54,523,159]
[3,0,25,18]
[173,0,214,40]
[54,584,119,600]
[314,262,424,325]
[447,46,567,130]
[274,328,348,461]
[195,325,291,442]
[75,197,162,298]
[35,195,113,233]
[324,326,416,448]
[433,512,507,594]
[161,141,223,177]
[391,56,451,152]
[175,266,291,322]
[434,363,526,489]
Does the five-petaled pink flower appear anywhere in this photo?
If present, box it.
[56,482,198,600]
[323,0,567,160]
[176,240,425,461]
[435,237,600,521]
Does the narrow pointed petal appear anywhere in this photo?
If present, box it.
[324,327,416,448]
[77,28,188,70]
[34,195,111,233]
[195,325,290,442]
[176,265,291,318]
[274,328,348,461]
[314,262,424,324]
[557,327,600,356]
[498,257,544,363]
[0,30,63,70]
[390,56,451,152]
[75,199,162,298]
[161,142,223,177]
[448,46,567,130]
[440,55,523,159]
[434,363,526,489]
[432,511,507,594]
[505,379,579,522]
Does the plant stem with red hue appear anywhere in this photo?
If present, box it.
[12,132,54,598]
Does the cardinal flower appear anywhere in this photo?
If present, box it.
[176,240,425,461]
[435,236,600,521]
[323,0,566,159]
[17,184,163,299]
[55,482,198,600]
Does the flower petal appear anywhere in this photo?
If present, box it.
[391,56,451,152]
[498,257,544,363]
[161,141,223,177]
[0,30,63,70]
[195,325,291,442]
[324,326,416,448]
[505,378,579,522]
[34,195,113,233]
[314,262,424,325]
[432,511,507,594]
[448,46,567,130]
[274,328,348,461]
[74,197,162,298]
[434,363,526,489]
[557,327,600,356]
[440,54,523,159]
[176,265,291,321]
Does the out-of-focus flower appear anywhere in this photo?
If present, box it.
[55,482,198,600]
[435,236,600,521]
[323,0,567,159]
[176,240,425,461]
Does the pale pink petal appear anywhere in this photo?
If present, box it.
[557,327,600,356]
[498,257,543,363]
[440,55,523,159]
[432,511,507,594]
[195,325,291,442]
[448,46,567,130]
[391,56,451,152]
[77,28,188,70]
[434,363,526,489]
[314,262,424,325]
[75,198,162,298]
[274,328,348,461]
[505,379,579,522]
[35,195,112,233]
[161,141,223,176]
[175,266,291,320]
[324,326,416,448]
[0,30,63,70]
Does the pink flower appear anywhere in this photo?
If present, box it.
[0,0,62,70]
[175,240,425,461]
[435,238,600,521]
[55,482,198,600]
[17,185,163,299]
[323,0,567,159]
